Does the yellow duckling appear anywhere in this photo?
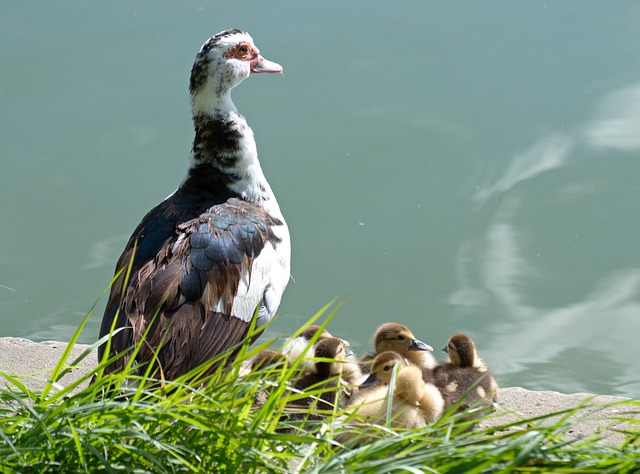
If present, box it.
[369,351,408,383]
[359,350,408,388]
[349,354,444,429]
[360,322,436,373]
[433,333,498,414]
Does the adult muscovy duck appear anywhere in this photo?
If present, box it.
[98,29,291,380]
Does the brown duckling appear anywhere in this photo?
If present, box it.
[360,322,436,373]
[249,349,290,406]
[291,337,355,416]
[282,325,362,384]
[433,333,498,414]
[251,349,289,371]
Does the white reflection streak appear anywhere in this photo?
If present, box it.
[474,134,573,204]
[448,241,489,309]
[83,235,127,270]
[585,81,640,151]
[478,202,640,381]
[483,199,536,320]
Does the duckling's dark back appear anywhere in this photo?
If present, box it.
[434,334,498,414]
[291,338,345,414]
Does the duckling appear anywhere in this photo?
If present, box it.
[249,349,289,406]
[360,322,436,374]
[394,365,445,425]
[291,338,354,416]
[360,351,408,388]
[282,325,362,384]
[282,324,348,370]
[251,349,288,371]
[348,364,444,429]
[433,333,498,415]
[281,325,332,363]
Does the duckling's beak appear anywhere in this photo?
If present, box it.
[408,338,433,352]
[441,345,449,354]
[361,372,379,388]
[345,347,354,358]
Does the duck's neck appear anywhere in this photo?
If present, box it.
[179,100,278,210]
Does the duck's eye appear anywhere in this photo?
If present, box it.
[236,43,251,57]
[383,366,390,372]
[225,43,253,60]
[397,335,406,341]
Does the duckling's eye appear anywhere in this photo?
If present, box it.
[383,366,390,372]
[397,335,406,341]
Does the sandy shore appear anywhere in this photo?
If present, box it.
[1,337,636,442]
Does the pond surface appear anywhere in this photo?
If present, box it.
[2,1,640,397]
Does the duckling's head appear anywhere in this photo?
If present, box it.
[251,349,288,371]
[443,333,478,368]
[299,325,352,352]
[365,351,407,386]
[282,325,338,363]
[313,337,352,377]
[374,322,433,355]
[299,325,332,341]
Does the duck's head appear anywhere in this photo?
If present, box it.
[373,322,433,355]
[362,351,407,387]
[442,333,478,368]
[313,337,352,377]
[189,28,282,116]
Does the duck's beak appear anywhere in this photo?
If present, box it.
[408,338,433,352]
[250,55,283,74]
[361,372,379,388]
[345,347,354,358]
[441,345,449,354]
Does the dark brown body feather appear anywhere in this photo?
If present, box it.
[99,185,281,380]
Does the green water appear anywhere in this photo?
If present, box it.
[2,1,639,397]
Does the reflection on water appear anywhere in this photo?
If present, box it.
[450,79,640,396]
[587,81,640,151]
[473,134,572,205]
[1,1,639,397]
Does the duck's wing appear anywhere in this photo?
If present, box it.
[100,197,287,379]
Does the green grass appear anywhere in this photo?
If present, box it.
[1,302,639,473]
